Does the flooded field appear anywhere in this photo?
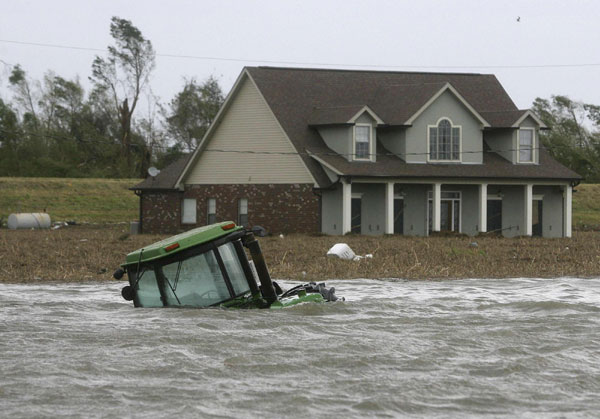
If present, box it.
[1,278,599,418]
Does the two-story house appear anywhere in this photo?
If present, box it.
[133,67,581,237]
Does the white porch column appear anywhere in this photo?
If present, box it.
[478,183,487,233]
[432,182,441,232]
[524,183,533,236]
[563,184,572,238]
[342,180,352,234]
[385,182,394,234]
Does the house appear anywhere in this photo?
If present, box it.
[132,67,581,237]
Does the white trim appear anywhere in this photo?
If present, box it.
[512,110,547,129]
[350,178,572,187]
[352,123,374,162]
[432,183,441,232]
[405,83,490,127]
[348,105,385,125]
[487,194,503,200]
[478,183,487,233]
[517,127,536,164]
[533,194,544,201]
[563,185,572,238]
[524,184,533,236]
[351,193,363,199]
[342,180,352,234]
[426,117,462,163]
[306,150,343,175]
[385,182,394,234]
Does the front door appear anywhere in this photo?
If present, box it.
[394,198,404,234]
[428,191,461,234]
[532,200,543,236]
[487,200,502,233]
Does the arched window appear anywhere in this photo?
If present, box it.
[429,119,460,161]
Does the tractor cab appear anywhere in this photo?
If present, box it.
[115,222,341,309]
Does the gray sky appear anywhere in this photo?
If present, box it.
[1,0,599,111]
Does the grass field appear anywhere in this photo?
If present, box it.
[0,177,599,229]
[572,183,600,229]
[0,177,140,224]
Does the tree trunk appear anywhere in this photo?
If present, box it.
[119,98,132,171]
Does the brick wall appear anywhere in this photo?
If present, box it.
[140,184,319,234]
[140,191,182,234]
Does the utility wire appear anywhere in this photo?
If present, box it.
[1,38,600,70]
[0,127,588,158]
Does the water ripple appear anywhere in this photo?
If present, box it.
[1,277,599,418]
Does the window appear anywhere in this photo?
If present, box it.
[217,242,251,296]
[182,198,197,224]
[518,128,534,163]
[160,250,231,307]
[354,124,371,160]
[207,198,216,224]
[428,119,460,161]
[238,198,248,226]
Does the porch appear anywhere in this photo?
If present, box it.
[320,179,573,238]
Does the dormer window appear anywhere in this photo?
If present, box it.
[518,128,535,163]
[353,124,372,161]
[428,118,461,162]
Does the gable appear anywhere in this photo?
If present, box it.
[184,75,315,185]
[405,90,484,164]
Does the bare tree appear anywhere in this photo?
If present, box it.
[90,16,155,176]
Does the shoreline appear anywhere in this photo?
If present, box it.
[1,225,599,283]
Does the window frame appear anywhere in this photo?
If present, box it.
[181,198,197,225]
[238,198,248,227]
[207,198,216,225]
[427,118,462,163]
[517,127,536,164]
[353,123,373,161]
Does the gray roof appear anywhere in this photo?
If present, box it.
[308,140,579,181]
[132,154,191,191]
[245,67,580,185]
[146,67,580,191]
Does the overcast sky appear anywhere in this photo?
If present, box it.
[1,0,599,111]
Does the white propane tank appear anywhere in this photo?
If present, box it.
[7,213,51,230]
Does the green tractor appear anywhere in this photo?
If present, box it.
[114,221,341,309]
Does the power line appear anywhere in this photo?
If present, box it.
[1,38,600,70]
[0,127,588,158]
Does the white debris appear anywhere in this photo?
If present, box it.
[327,243,356,260]
[279,234,285,239]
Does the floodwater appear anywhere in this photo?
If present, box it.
[1,278,599,418]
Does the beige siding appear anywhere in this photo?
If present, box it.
[185,76,314,185]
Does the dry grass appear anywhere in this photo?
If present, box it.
[1,225,599,283]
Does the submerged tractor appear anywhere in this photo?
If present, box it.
[115,221,341,309]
